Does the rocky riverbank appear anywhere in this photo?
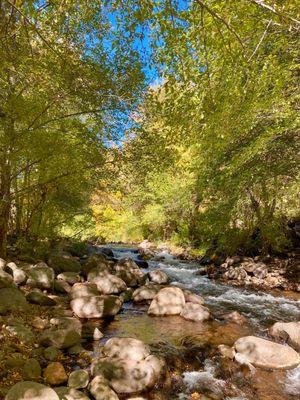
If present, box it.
[201,253,300,293]
[0,245,299,400]
[138,239,300,292]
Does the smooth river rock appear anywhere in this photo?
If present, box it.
[70,282,100,299]
[5,381,59,400]
[234,336,300,369]
[89,272,127,295]
[48,254,81,274]
[54,387,90,400]
[132,284,161,302]
[102,337,150,362]
[148,270,169,284]
[70,295,122,319]
[92,337,165,394]
[269,321,300,351]
[180,302,210,322]
[68,369,89,389]
[88,375,119,400]
[40,329,81,349]
[148,286,185,316]
[26,263,55,290]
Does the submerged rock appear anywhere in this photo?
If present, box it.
[221,311,248,325]
[180,302,210,322]
[5,381,59,400]
[148,286,185,316]
[234,336,300,369]
[68,370,89,389]
[44,362,68,385]
[269,321,300,351]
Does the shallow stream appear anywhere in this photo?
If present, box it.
[91,246,300,399]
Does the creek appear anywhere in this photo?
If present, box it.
[91,245,300,400]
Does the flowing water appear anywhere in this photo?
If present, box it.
[91,246,300,399]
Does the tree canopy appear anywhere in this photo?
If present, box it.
[1,0,299,256]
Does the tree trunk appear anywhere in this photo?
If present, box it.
[0,160,11,258]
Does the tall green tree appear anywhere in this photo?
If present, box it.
[0,0,144,256]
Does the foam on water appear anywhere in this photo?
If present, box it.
[152,256,300,326]
[285,366,300,396]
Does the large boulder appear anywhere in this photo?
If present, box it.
[109,356,165,394]
[92,337,165,394]
[26,263,55,290]
[180,302,210,322]
[234,336,300,369]
[148,270,168,284]
[40,329,81,349]
[70,295,122,319]
[132,284,162,302]
[269,321,300,351]
[5,381,59,400]
[148,287,185,316]
[90,272,127,295]
[0,269,15,288]
[70,282,100,299]
[48,254,81,274]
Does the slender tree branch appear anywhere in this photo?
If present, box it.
[250,0,300,25]
[30,109,105,131]
[248,19,272,61]
[194,0,245,50]
[3,0,61,56]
